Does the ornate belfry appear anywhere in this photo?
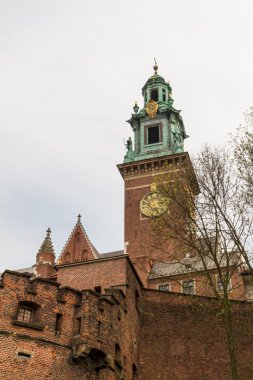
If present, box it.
[123,60,188,163]
[118,62,195,286]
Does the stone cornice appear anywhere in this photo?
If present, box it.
[118,152,188,178]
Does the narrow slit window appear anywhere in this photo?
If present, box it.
[147,126,160,144]
[97,321,102,340]
[162,88,166,101]
[55,313,63,334]
[74,317,81,335]
[17,352,31,358]
[135,290,140,309]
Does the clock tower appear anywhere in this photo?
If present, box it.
[118,63,195,286]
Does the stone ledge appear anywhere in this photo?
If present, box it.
[0,329,71,349]
[12,320,44,331]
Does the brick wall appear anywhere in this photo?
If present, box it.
[148,269,246,301]
[0,259,142,380]
[57,256,129,292]
[0,334,97,380]
[1,265,253,379]
[138,289,253,380]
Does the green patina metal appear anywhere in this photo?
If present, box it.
[124,64,188,163]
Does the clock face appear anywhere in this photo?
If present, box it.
[140,192,169,217]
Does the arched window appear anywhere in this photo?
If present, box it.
[115,343,122,368]
[73,232,80,256]
[55,313,63,335]
[82,249,88,261]
[151,89,158,101]
[162,88,166,101]
[65,252,71,264]
[132,363,138,379]
[75,232,80,243]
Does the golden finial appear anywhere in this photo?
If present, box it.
[153,58,158,75]
[151,183,158,192]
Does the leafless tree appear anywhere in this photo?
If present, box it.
[233,108,253,208]
[148,146,253,380]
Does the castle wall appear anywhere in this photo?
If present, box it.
[0,271,96,380]
[0,260,142,380]
[138,289,253,380]
[0,334,97,380]
[57,256,143,378]
[57,256,129,292]
[1,263,252,379]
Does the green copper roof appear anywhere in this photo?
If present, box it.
[123,64,188,163]
[142,74,168,93]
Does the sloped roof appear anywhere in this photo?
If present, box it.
[100,250,124,258]
[149,251,244,280]
[14,266,35,275]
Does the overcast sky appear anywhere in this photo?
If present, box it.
[0,0,252,272]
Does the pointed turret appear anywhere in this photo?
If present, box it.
[35,228,56,278]
[58,215,100,265]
